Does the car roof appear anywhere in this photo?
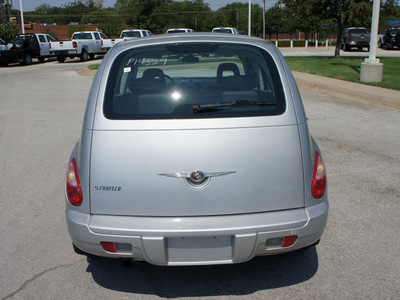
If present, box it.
[112,32,271,51]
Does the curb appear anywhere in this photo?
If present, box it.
[293,71,400,111]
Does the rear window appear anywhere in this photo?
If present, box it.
[72,33,92,39]
[121,31,141,38]
[104,42,286,120]
[167,30,188,34]
[213,29,234,34]
[348,28,368,34]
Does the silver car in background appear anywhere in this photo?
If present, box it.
[66,33,328,266]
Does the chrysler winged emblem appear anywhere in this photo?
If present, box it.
[159,170,236,186]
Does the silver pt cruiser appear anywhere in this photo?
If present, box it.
[66,33,328,266]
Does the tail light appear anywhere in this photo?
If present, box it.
[349,34,353,41]
[49,42,51,49]
[73,41,77,48]
[66,158,83,206]
[311,152,326,199]
[101,40,103,46]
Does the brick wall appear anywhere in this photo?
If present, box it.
[24,23,98,40]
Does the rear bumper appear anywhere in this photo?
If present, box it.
[349,41,369,47]
[66,201,328,265]
[51,49,78,56]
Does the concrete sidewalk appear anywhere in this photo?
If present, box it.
[293,71,400,111]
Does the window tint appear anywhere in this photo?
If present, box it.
[72,33,92,39]
[121,31,141,38]
[104,43,285,120]
[213,29,233,34]
[38,35,46,42]
[100,33,107,39]
[94,33,100,40]
[46,35,55,42]
[348,28,368,34]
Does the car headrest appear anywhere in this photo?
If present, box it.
[217,63,240,83]
[142,68,166,80]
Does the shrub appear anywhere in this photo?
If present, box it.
[0,22,19,43]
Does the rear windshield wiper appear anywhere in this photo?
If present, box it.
[193,100,277,113]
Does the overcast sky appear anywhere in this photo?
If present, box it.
[12,0,274,12]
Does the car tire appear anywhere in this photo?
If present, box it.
[89,53,95,60]
[387,42,393,50]
[344,43,351,51]
[57,55,66,63]
[21,53,32,65]
[80,50,89,62]
[38,56,45,63]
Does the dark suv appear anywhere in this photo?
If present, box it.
[379,28,400,50]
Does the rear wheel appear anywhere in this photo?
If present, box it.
[57,55,66,63]
[89,53,95,60]
[80,49,89,62]
[38,56,45,63]
[344,43,351,51]
[21,53,32,65]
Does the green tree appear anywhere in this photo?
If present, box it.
[380,0,400,31]
[0,22,19,42]
[81,10,126,36]
[217,2,263,36]
[265,4,286,40]
[282,0,323,40]
[320,0,373,56]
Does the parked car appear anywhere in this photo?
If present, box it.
[341,27,370,51]
[379,27,400,50]
[101,29,152,51]
[66,33,328,266]
[0,38,11,50]
[50,31,107,63]
[0,33,56,66]
[166,28,194,34]
[212,27,239,34]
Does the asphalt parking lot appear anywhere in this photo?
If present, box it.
[0,48,399,299]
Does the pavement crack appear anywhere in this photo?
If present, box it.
[2,258,85,300]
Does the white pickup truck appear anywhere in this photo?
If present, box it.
[50,31,108,63]
[101,29,152,51]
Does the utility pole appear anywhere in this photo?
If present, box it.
[248,0,251,36]
[19,0,24,33]
[360,0,383,82]
[5,0,11,21]
[262,0,265,39]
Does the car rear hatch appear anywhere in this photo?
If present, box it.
[88,39,304,217]
[89,123,304,216]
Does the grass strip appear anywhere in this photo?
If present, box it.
[285,57,400,91]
